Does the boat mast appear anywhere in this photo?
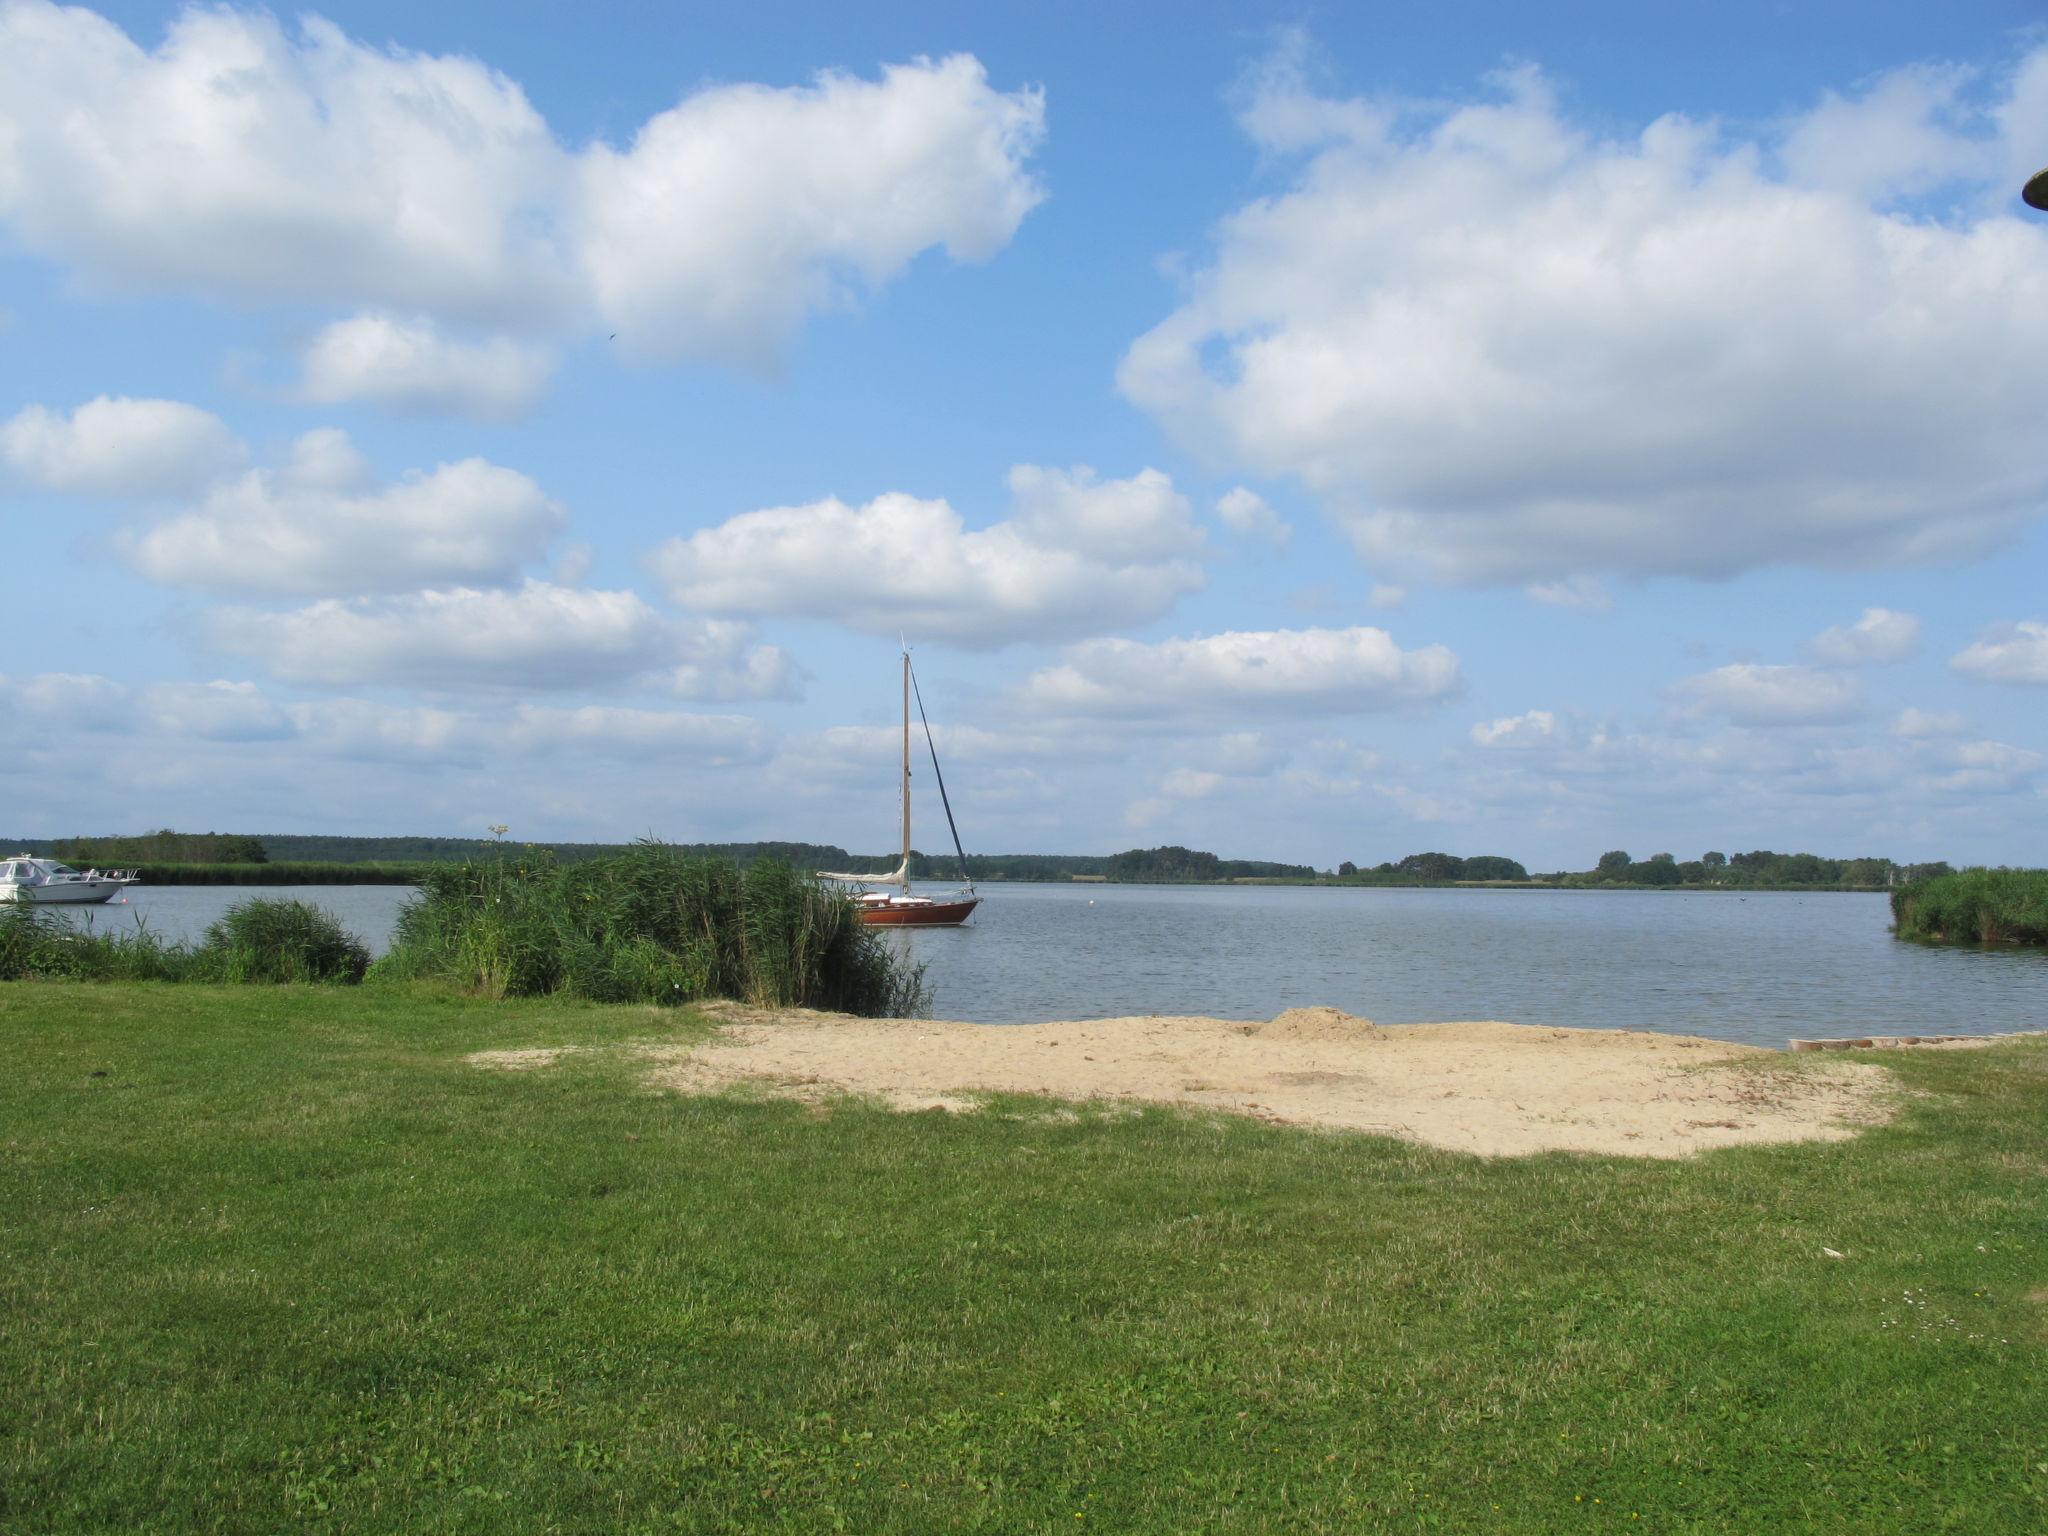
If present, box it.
[900,648,912,892]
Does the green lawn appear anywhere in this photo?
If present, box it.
[2,984,2043,1533]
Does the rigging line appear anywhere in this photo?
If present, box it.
[908,658,974,891]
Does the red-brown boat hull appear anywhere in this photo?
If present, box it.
[856,897,981,926]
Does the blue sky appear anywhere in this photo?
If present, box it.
[4,0,2047,868]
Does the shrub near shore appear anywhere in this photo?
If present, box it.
[1891,867,2048,945]
[376,846,926,1014]
[0,897,368,983]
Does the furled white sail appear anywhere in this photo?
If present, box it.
[818,858,909,886]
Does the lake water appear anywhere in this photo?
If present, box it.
[54,882,2047,1048]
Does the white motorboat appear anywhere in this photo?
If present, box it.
[1,854,140,904]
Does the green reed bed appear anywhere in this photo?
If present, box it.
[1891,867,2048,946]
[0,898,369,984]
[376,846,925,1015]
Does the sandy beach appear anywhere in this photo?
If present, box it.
[473,1005,1901,1159]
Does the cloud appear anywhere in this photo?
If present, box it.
[1470,709,1560,748]
[810,721,1096,769]
[576,54,1044,366]
[0,671,132,729]
[1016,625,1461,721]
[142,680,294,741]
[1,396,245,497]
[665,623,807,702]
[1949,738,2044,773]
[1810,606,1920,664]
[1777,63,1984,200]
[0,671,287,741]
[649,466,1205,648]
[1119,47,2048,584]
[296,314,556,419]
[1932,737,2047,794]
[2,670,771,768]
[1892,706,1967,738]
[1525,577,1612,612]
[123,430,563,597]
[1214,486,1291,546]
[1160,768,1224,798]
[1670,663,1863,725]
[290,699,772,767]
[1005,465,1202,562]
[1950,619,2048,686]
[207,580,795,696]
[0,4,1042,367]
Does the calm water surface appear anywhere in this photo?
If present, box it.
[68,881,2047,1048]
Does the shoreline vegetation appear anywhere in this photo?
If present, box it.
[1891,867,2048,946]
[3,846,926,1014]
[2,984,2043,1530]
[4,830,1969,892]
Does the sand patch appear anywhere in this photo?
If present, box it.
[467,1046,583,1071]
[638,1006,1895,1159]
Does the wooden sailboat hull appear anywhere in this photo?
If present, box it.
[856,896,981,926]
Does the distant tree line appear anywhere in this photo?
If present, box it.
[1551,850,1951,889]
[5,830,1959,892]
[1325,848,1953,889]
[1334,852,1529,883]
[1103,846,1318,882]
[53,829,270,866]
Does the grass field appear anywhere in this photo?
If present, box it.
[3,983,2044,1533]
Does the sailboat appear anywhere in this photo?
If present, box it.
[819,650,981,926]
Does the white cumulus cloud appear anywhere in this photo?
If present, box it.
[1951,619,2048,686]
[123,430,563,597]
[297,314,556,419]
[1670,663,1863,726]
[1119,47,2048,584]
[1810,607,1920,665]
[1471,709,1560,748]
[649,466,1205,648]
[1214,486,1291,546]
[0,4,1042,368]
[1,396,245,497]
[576,53,1044,366]
[1016,625,1461,721]
[207,580,794,696]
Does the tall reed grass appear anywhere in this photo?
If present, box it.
[1890,867,2048,946]
[374,845,925,1015]
[0,897,369,983]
